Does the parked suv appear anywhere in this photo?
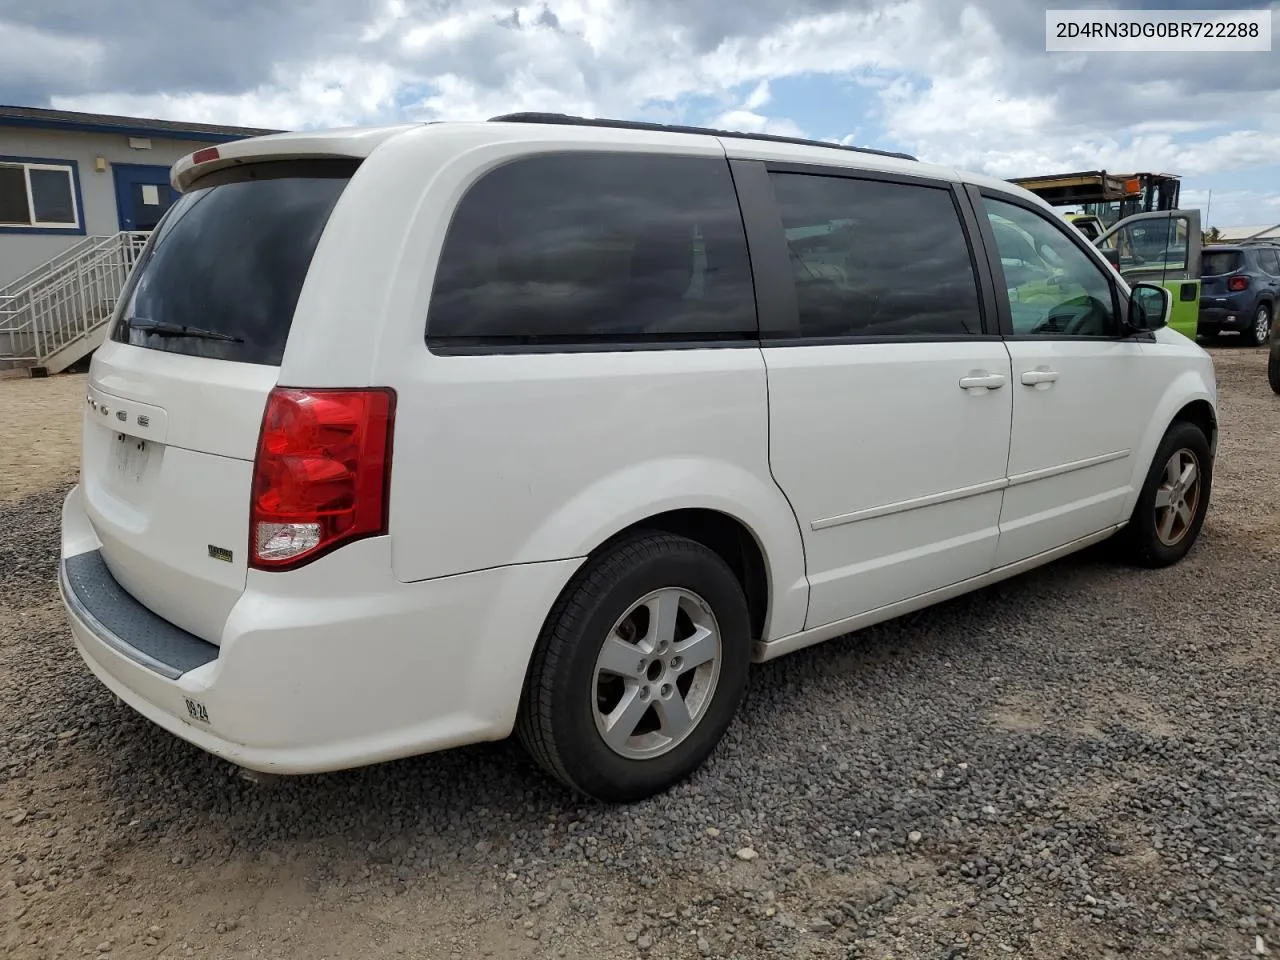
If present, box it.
[58,115,1218,802]
[1198,242,1280,345]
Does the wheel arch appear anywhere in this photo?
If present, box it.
[1172,397,1217,454]
[1123,376,1218,518]
[511,459,810,644]
[593,508,772,644]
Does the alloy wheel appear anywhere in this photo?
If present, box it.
[592,587,722,760]
[1154,448,1202,547]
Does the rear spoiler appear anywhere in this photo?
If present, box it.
[171,124,421,191]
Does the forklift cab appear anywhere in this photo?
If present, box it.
[1064,213,1104,241]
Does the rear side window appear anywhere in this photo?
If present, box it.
[1258,248,1280,275]
[110,160,355,365]
[1202,250,1241,277]
[768,173,983,339]
[426,152,756,347]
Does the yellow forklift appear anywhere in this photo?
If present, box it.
[1009,170,1182,226]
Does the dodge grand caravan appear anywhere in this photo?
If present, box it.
[58,114,1219,802]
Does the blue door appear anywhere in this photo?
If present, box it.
[113,164,179,232]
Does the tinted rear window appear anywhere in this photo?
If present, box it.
[110,160,356,365]
[1202,250,1241,277]
[426,152,756,347]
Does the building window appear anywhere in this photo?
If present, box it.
[0,159,81,230]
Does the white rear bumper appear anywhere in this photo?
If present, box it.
[58,484,579,774]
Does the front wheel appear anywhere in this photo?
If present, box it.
[1244,304,1272,346]
[517,532,751,802]
[1117,420,1213,568]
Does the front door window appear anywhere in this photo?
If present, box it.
[982,197,1118,337]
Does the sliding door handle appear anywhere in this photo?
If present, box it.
[1021,368,1060,386]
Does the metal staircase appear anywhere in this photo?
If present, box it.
[0,231,149,376]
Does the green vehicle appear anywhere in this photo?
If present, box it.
[1096,208,1202,340]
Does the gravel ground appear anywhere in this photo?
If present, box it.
[1,346,1277,960]
[0,373,85,503]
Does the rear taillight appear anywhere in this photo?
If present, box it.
[249,387,395,571]
[1228,275,1250,292]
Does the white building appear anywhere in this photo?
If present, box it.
[1212,224,1280,243]
[1,105,280,374]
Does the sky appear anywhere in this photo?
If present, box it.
[2,0,1278,229]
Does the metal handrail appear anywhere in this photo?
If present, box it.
[0,235,108,300]
[0,231,151,367]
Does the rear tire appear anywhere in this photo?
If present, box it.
[517,531,751,803]
[1116,420,1212,568]
[1244,304,1272,346]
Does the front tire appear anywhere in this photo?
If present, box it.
[1117,420,1213,568]
[517,532,751,803]
[1245,304,1272,346]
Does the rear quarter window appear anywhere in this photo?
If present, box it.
[110,159,357,365]
[425,152,757,349]
[1202,250,1241,277]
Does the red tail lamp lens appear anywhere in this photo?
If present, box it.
[250,387,395,570]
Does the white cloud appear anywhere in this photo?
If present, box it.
[1183,188,1280,232]
[0,21,104,89]
[708,80,806,137]
[46,1,935,130]
[55,59,404,131]
[743,81,771,111]
[710,109,806,137]
[24,0,1280,228]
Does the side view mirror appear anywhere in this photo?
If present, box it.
[1101,247,1121,268]
[1127,282,1171,333]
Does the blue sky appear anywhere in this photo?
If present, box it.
[2,0,1279,228]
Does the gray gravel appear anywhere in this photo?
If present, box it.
[2,348,1279,960]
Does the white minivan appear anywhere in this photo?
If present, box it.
[58,114,1218,802]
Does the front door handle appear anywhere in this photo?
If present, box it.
[958,372,1007,391]
[1021,368,1060,386]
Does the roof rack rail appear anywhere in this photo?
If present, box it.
[1235,236,1280,245]
[487,112,918,162]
